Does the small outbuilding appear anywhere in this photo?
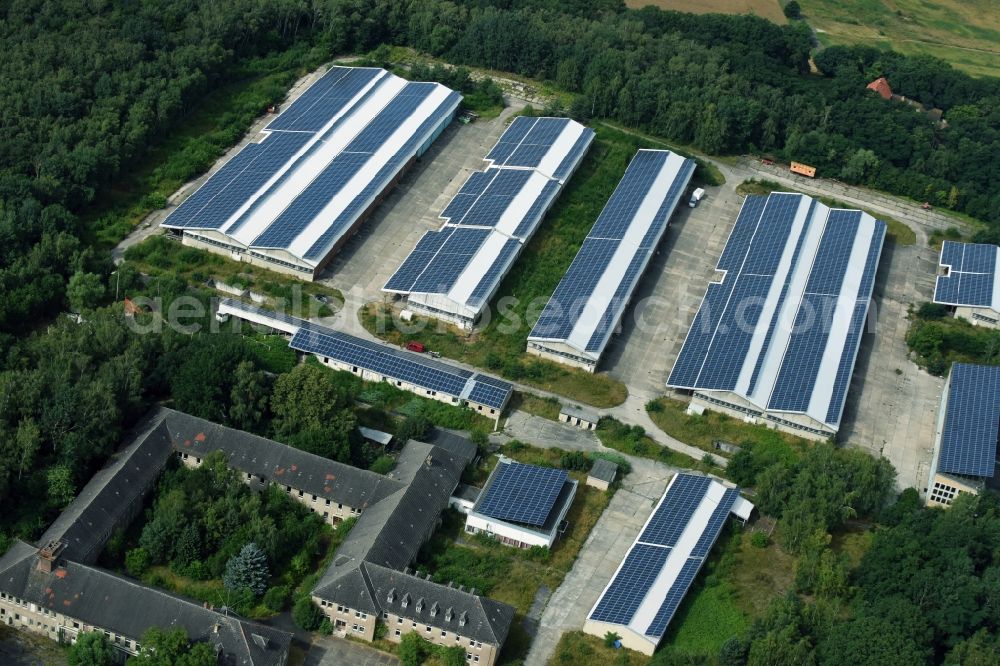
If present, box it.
[359,426,393,448]
[866,76,893,100]
[586,458,618,491]
[559,404,600,430]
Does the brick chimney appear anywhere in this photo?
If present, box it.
[37,540,66,574]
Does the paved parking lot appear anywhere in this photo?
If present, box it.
[318,104,524,300]
[524,457,674,666]
[602,181,742,401]
[839,240,946,491]
[304,635,399,666]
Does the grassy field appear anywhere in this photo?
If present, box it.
[550,631,651,666]
[646,397,812,457]
[594,416,718,474]
[507,391,562,420]
[736,178,918,245]
[123,235,343,312]
[625,0,787,24]
[800,0,1000,77]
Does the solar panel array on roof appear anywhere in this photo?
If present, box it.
[666,193,886,433]
[528,150,695,364]
[383,117,594,325]
[937,363,1000,478]
[162,67,461,275]
[586,474,745,646]
[933,241,999,309]
[475,461,568,526]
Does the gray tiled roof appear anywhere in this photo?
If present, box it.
[36,412,175,564]
[159,408,403,509]
[589,458,618,483]
[0,541,291,666]
[366,563,514,645]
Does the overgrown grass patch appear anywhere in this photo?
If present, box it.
[550,631,651,666]
[906,302,1000,374]
[507,391,561,420]
[123,236,342,313]
[646,397,811,457]
[736,179,917,245]
[595,417,714,474]
[245,332,298,374]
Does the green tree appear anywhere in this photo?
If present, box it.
[128,627,216,666]
[229,360,268,432]
[398,632,429,666]
[66,272,105,312]
[783,1,802,19]
[46,464,76,509]
[223,543,269,596]
[125,547,151,577]
[292,596,323,631]
[68,631,116,666]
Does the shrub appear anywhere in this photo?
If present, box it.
[223,543,269,596]
[369,455,395,474]
[263,585,291,612]
[604,631,621,647]
[750,531,770,549]
[292,596,323,631]
[125,547,151,577]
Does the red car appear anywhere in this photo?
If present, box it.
[405,341,425,353]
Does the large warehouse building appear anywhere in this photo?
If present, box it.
[162,66,462,279]
[583,473,752,655]
[527,149,695,371]
[383,116,594,329]
[217,299,513,424]
[933,240,1000,329]
[925,363,1000,507]
[666,193,886,441]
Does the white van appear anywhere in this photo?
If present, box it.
[689,188,706,207]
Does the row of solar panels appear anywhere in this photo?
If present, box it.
[527,150,695,361]
[382,117,595,321]
[666,193,887,431]
[588,474,742,641]
[163,67,462,268]
[936,363,1000,479]
[473,460,569,527]
[218,299,512,410]
[933,240,999,309]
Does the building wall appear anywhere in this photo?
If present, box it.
[527,341,596,373]
[558,412,597,430]
[315,597,377,640]
[1,592,141,657]
[926,472,981,507]
[178,452,359,525]
[955,306,1000,329]
[586,476,610,491]
[381,609,499,666]
[181,233,315,280]
[690,392,835,442]
[405,299,476,332]
[582,618,654,656]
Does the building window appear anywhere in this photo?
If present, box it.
[298,490,304,497]
[426,626,432,633]
[246,472,252,480]
[442,630,447,637]
[325,499,331,506]
[397,618,403,624]
[395,629,401,637]
[337,605,344,612]
[383,612,389,619]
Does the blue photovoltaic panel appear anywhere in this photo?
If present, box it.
[666,282,735,387]
[934,241,998,307]
[530,239,619,340]
[718,196,768,271]
[513,179,561,239]
[639,475,712,547]
[938,363,1000,478]
[589,544,671,625]
[693,274,772,390]
[690,488,740,558]
[486,117,537,164]
[467,238,521,308]
[410,227,491,293]
[290,327,473,397]
[265,68,382,132]
[383,229,456,292]
[304,90,462,260]
[252,82,440,250]
[824,223,884,426]
[740,193,801,275]
[164,133,311,231]
[476,462,568,526]
[643,557,702,638]
[467,374,514,410]
[552,130,595,181]
[529,151,693,354]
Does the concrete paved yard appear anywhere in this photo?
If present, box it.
[304,635,399,666]
[524,456,674,666]
[318,104,524,300]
